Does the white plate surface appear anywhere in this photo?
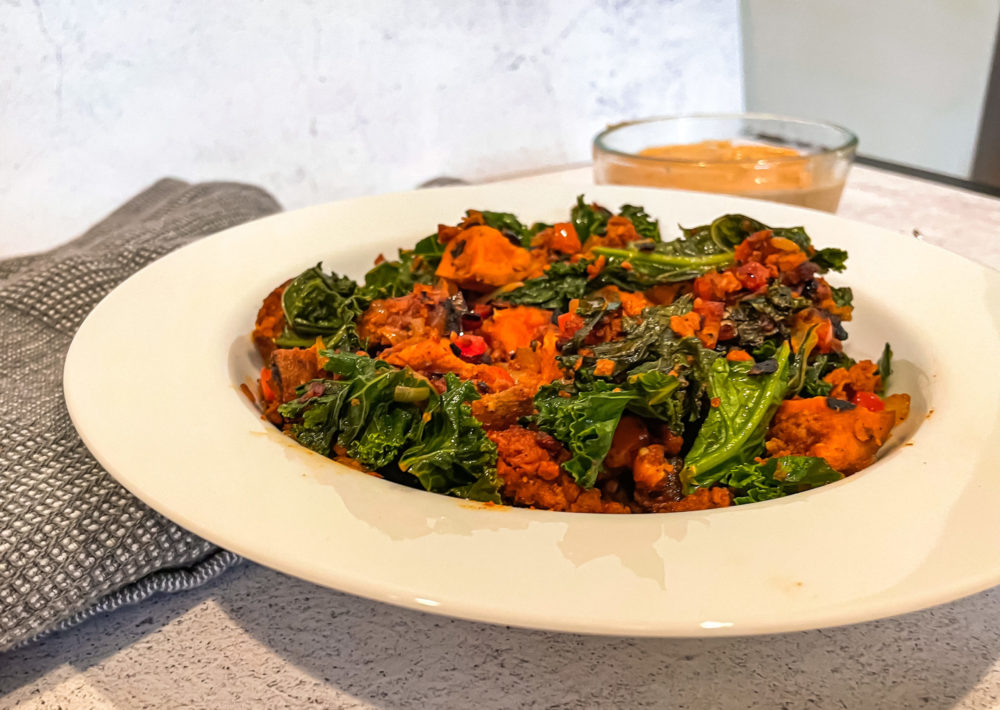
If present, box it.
[64,184,1000,636]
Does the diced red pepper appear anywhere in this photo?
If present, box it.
[851,390,885,412]
[453,334,488,359]
[734,261,772,292]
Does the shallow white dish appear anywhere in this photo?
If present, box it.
[64,183,1000,636]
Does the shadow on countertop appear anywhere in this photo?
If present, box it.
[4,561,1000,709]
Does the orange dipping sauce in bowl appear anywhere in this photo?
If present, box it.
[593,116,857,213]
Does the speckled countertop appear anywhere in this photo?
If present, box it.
[3,165,1000,709]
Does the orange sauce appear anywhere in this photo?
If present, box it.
[596,139,846,212]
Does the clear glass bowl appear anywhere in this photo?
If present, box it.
[593,114,858,212]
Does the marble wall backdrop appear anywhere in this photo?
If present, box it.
[2,0,742,254]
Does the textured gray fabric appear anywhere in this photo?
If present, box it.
[0,179,282,651]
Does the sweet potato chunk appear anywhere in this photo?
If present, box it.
[481,306,554,358]
[530,222,581,255]
[270,347,322,404]
[381,338,516,393]
[823,360,881,400]
[471,385,536,430]
[252,282,288,362]
[765,396,901,474]
[504,331,564,391]
[435,225,542,291]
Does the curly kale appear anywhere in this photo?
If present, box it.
[278,354,500,503]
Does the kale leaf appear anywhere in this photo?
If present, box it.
[276,264,370,350]
[576,298,693,373]
[812,247,849,272]
[278,353,426,466]
[594,213,850,283]
[276,379,353,455]
[362,234,444,299]
[568,299,718,432]
[532,380,635,489]
[591,244,733,284]
[830,286,853,308]
[501,261,589,311]
[399,373,501,503]
[680,342,791,493]
[726,282,809,348]
[619,204,661,241]
[571,195,612,242]
[278,354,500,503]
[705,214,769,249]
[622,369,685,433]
[876,342,893,394]
[589,213,766,284]
[691,456,843,504]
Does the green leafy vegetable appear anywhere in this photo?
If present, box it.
[750,337,781,362]
[278,354,500,503]
[618,204,661,241]
[567,299,718,431]
[501,261,589,310]
[575,299,692,371]
[787,325,820,396]
[399,373,500,502]
[726,283,809,348]
[690,456,843,504]
[278,353,423,463]
[591,244,733,284]
[830,286,853,308]
[680,342,791,493]
[532,380,635,489]
[571,195,612,242]
[276,379,353,454]
[768,225,811,250]
[812,247,849,273]
[276,264,370,350]
[622,369,684,432]
[362,234,444,299]
[876,343,892,394]
[706,214,768,249]
[589,213,768,285]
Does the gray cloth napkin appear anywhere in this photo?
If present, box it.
[0,178,282,651]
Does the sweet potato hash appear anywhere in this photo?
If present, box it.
[251,197,909,513]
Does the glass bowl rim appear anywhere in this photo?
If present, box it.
[593,113,859,166]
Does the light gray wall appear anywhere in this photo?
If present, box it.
[1,0,743,254]
[742,0,1000,178]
